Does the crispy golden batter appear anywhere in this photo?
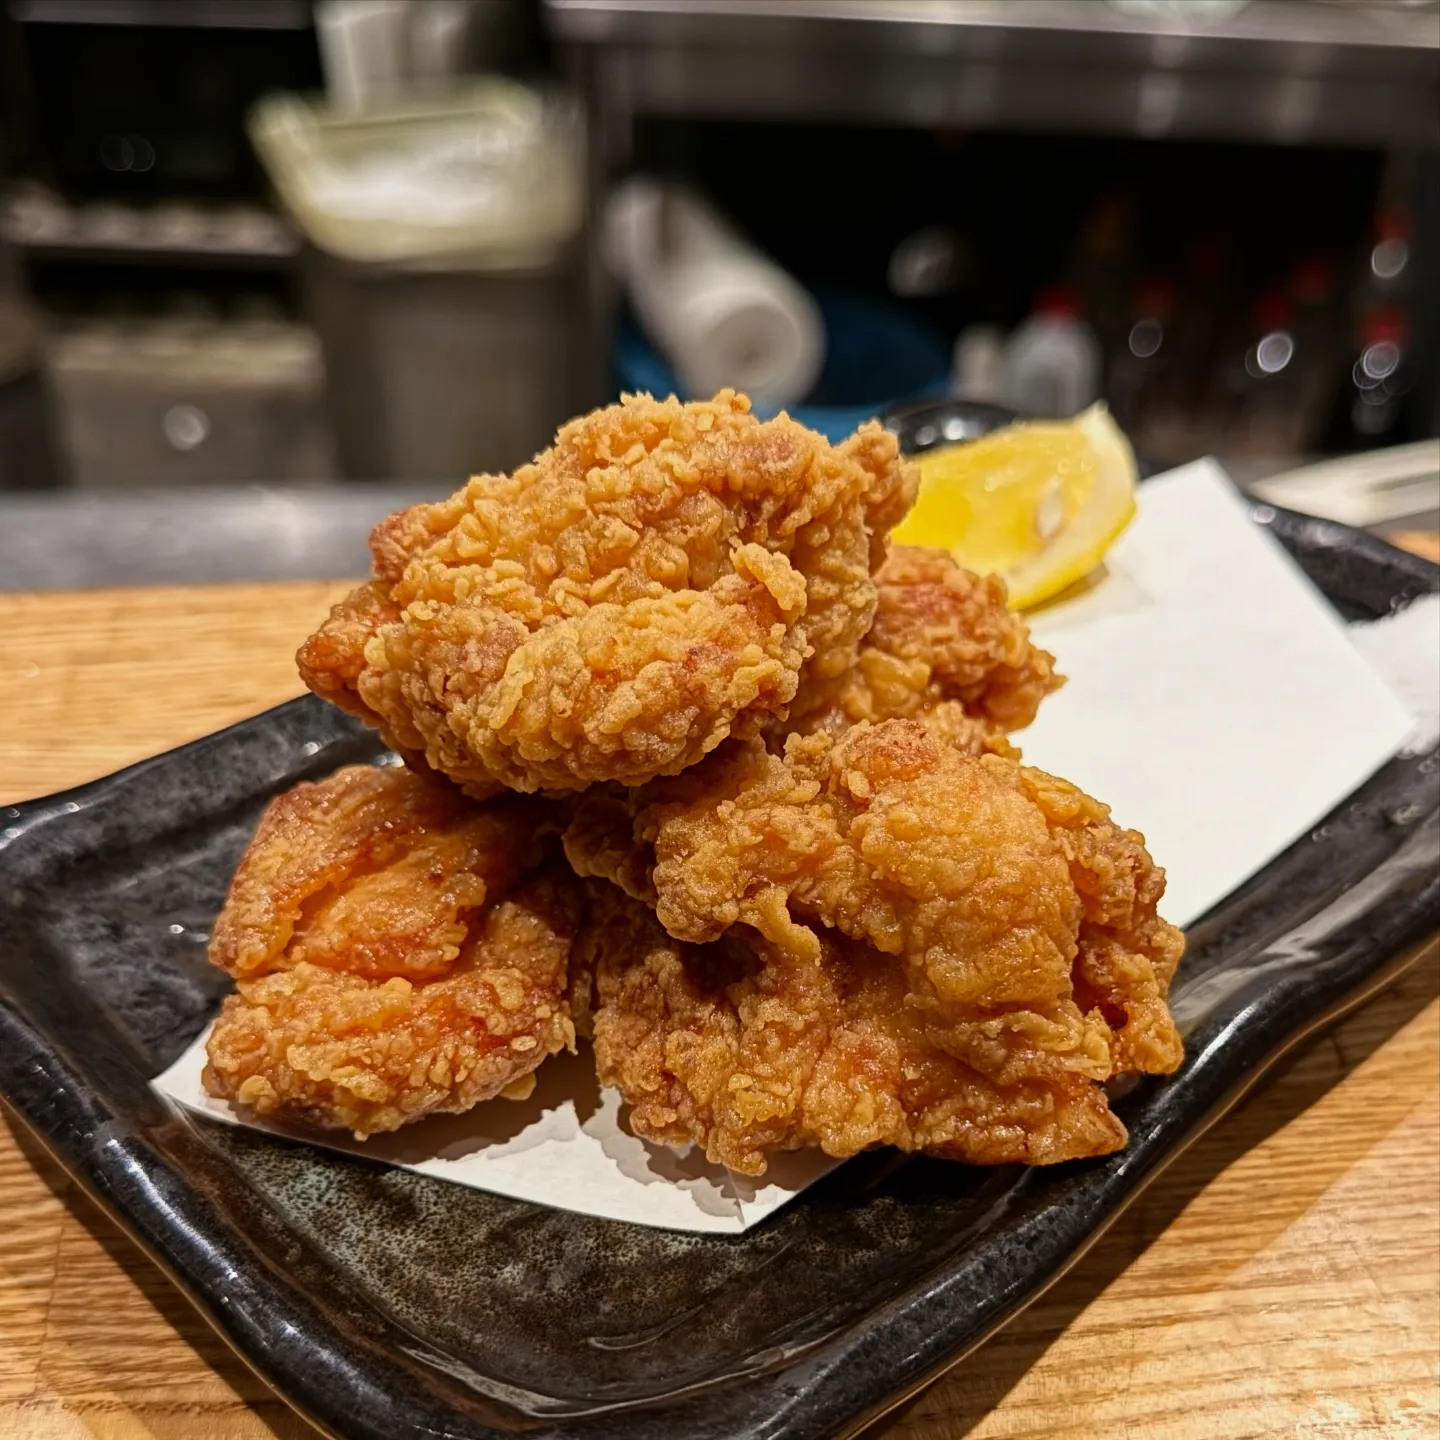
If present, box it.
[291,580,401,733]
[203,765,579,1136]
[573,883,1132,1176]
[784,546,1062,756]
[1018,767,1185,1074]
[565,719,1182,1172]
[298,391,916,796]
[226,390,1179,1178]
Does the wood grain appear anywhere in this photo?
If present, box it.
[0,582,355,804]
[0,581,1435,1440]
[1388,530,1440,565]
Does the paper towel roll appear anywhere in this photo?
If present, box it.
[603,178,824,410]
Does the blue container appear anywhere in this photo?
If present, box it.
[614,287,951,443]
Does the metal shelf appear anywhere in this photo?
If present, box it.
[2,195,300,271]
[548,0,1439,146]
[12,0,309,29]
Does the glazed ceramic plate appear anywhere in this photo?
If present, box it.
[0,507,1437,1440]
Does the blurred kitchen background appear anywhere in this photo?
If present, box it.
[0,0,1436,587]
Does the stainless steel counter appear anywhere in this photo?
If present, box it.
[0,483,444,591]
[548,0,1438,146]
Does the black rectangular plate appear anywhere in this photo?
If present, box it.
[0,508,1436,1440]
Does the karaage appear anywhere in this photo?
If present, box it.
[298,391,916,796]
[209,392,1181,1182]
[565,719,1183,1173]
[782,546,1061,757]
[573,881,1133,1176]
[203,764,579,1136]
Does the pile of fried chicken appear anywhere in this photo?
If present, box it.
[203,390,1183,1177]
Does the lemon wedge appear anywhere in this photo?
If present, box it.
[891,404,1139,610]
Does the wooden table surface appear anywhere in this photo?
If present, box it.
[0,581,1436,1440]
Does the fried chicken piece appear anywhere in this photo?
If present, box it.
[297,390,916,796]
[564,719,1183,1171]
[782,546,1062,757]
[291,580,400,733]
[1018,767,1185,1074]
[573,882,1131,1176]
[203,764,579,1136]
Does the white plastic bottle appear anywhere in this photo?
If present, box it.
[1002,289,1102,418]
